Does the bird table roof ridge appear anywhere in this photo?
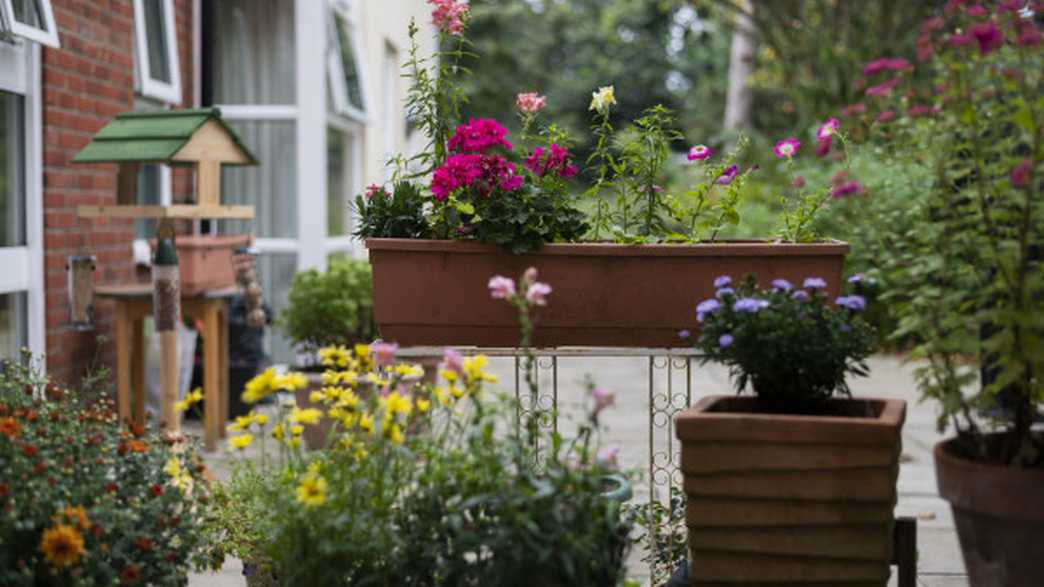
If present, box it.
[72,107,258,166]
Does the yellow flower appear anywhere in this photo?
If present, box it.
[229,433,254,451]
[463,355,497,384]
[353,343,370,360]
[441,369,459,383]
[394,364,425,379]
[309,391,324,404]
[276,372,308,391]
[382,391,412,417]
[589,85,617,114]
[188,388,204,403]
[338,389,360,410]
[164,456,182,478]
[307,460,323,475]
[291,424,305,437]
[296,474,328,507]
[354,446,368,460]
[243,368,277,404]
[289,407,323,426]
[434,386,451,405]
[252,412,268,426]
[272,424,285,441]
[383,421,405,445]
[450,385,465,399]
[174,399,190,413]
[227,414,252,432]
[319,345,351,367]
[365,373,389,387]
[416,398,431,413]
[358,413,374,433]
[39,524,85,568]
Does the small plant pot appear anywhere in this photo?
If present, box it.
[935,436,1044,586]
[150,234,250,295]
[675,395,906,585]
[367,238,849,348]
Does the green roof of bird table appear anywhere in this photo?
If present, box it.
[72,108,258,165]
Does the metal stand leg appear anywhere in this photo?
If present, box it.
[893,516,917,587]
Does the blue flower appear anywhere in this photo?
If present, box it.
[733,297,769,313]
[719,334,734,348]
[848,273,875,286]
[835,295,867,311]
[792,290,811,301]
[715,287,735,299]
[803,277,827,290]
[696,299,721,322]
[713,275,732,289]
[771,279,793,292]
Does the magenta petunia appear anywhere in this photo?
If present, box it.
[687,144,714,161]
[816,137,832,157]
[816,118,840,141]
[448,118,513,154]
[523,143,577,179]
[716,164,740,185]
[773,138,801,159]
[970,21,1004,54]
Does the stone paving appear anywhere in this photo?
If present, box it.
[188,354,968,586]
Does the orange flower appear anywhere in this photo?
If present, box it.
[21,444,38,457]
[134,536,153,551]
[128,440,149,453]
[0,417,20,439]
[53,506,90,531]
[39,524,86,568]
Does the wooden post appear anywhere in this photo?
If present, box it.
[196,160,222,207]
[159,329,179,432]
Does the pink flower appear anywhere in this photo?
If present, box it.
[430,153,485,201]
[816,118,840,141]
[524,144,577,178]
[488,275,516,300]
[965,4,988,17]
[365,184,387,199]
[687,145,713,161]
[950,32,973,47]
[522,267,538,286]
[922,16,946,34]
[1018,23,1042,47]
[442,348,465,376]
[597,447,620,469]
[816,137,832,157]
[841,103,866,117]
[831,180,865,198]
[1010,158,1032,187]
[525,282,552,306]
[448,118,513,153]
[917,35,935,61]
[907,104,935,118]
[370,341,399,367]
[773,138,801,158]
[429,0,469,36]
[971,21,1004,54]
[862,57,911,76]
[515,92,547,114]
[716,164,739,185]
[592,387,615,416]
[876,109,896,123]
[866,77,900,97]
[792,176,806,188]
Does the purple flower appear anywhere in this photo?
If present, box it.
[597,447,620,469]
[526,282,552,306]
[831,180,865,198]
[970,21,1003,55]
[688,145,713,161]
[696,298,722,322]
[733,298,769,313]
[848,273,875,286]
[792,290,811,301]
[678,329,691,339]
[835,295,867,311]
[488,275,516,300]
[715,287,735,299]
[1011,158,1032,188]
[716,165,739,185]
[803,277,827,290]
[719,334,734,348]
[442,348,464,376]
[713,275,733,288]
[816,118,840,141]
[771,279,793,292]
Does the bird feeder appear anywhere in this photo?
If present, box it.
[72,108,258,433]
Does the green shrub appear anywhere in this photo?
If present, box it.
[279,258,376,353]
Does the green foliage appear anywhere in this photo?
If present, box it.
[630,493,687,582]
[279,259,376,352]
[0,354,213,586]
[469,183,589,254]
[353,181,431,240]
[690,276,875,405]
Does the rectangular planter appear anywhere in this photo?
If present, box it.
[675,395,906,585]
[366,238,849,348]
[151,234,250,295]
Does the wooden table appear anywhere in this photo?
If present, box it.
[97,283,235,450]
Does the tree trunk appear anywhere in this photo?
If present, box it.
[724,0,756,132]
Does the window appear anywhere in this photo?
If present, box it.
[327,3,368,122]
[381,42,400,180]
[327,127,358,237]
[0,0,59,48]
[0,292,27,359]
[133,0,182,103]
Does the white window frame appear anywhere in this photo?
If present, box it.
[133,0,182,104]
[130,164,173,265]
[0,0,60,49]
[0,39,45,362]
[327,0,369,124]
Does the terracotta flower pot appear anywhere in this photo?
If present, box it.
[150,234,250,295]
[675,395,906,585]
[366,238,849,348]
[935,437,1044,586]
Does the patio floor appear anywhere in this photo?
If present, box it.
[188,354,968,587]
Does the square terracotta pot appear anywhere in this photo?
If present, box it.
[151,234,250,295]
[675,395,906,585]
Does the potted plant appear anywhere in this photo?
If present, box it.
[149,234,251,295]
[278,257,376,448]
[860,4,1044,584]
[211,268,634,585]
[674,275,905,584]
[358,6,851,348]
[0,353,214,586]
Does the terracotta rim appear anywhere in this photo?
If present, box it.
[366,238,850,257]
[935,437,1044,522]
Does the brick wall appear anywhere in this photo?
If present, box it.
[41,0,195,385]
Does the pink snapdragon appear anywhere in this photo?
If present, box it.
[515,92,547,114]
[488,275,516,300]
[524,144,577,178]
[687,144,714,161]
[448,118,513,153]
[365,184,388,199]
[773,137,801,159]
[816,137,832,157]
[429,0,469,36]
[1017,23,1042,47]
[526,281,552,306]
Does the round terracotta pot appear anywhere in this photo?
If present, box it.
[935,437,1044,586]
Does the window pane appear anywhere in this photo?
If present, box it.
[256,253,296,364]
[326,129,350,237]
[218,120,297,238]
[11,0,45,30]
[0,92,25,248]
[334,15,364,111]
[143,0,172,83]
[0,292,27,361]
[136,164,162,239]
[210,0,296,105]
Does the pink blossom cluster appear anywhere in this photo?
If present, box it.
[862,57,910,76]
[428,0,468,37]
[431,153,523,201]
[524,144,578,179]
[515,92,547,114]
[487,267,552,306]
[448,118,514,153]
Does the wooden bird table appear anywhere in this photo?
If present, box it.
[97,283,236,451]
